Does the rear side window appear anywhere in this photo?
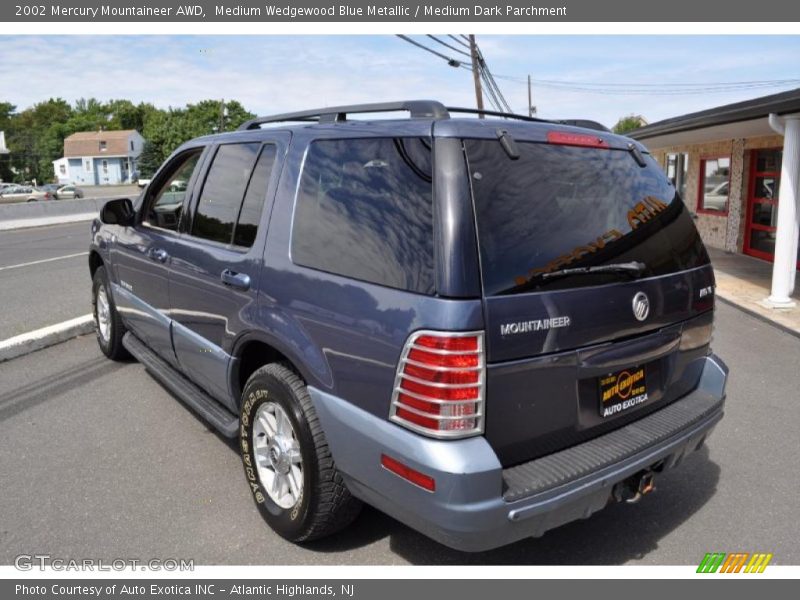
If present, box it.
[465,139,709,296]
[234,145,277,247]
[193,143,260,244]
[291,137,434,294]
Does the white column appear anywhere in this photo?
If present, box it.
[767,115,800,307]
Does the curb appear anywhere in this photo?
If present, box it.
[0,315,94,363]
[716,296,800,341]
[0,213,97,231]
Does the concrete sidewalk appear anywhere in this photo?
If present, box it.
[708,247,800,337]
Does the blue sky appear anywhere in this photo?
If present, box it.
[2,35,799,127]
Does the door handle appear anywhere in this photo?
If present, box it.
[148,247,169,263]
[221,269,251,291]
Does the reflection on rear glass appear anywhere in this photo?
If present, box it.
[466,140,709,295]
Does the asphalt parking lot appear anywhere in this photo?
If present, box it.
[0,301,798,565]
[0,222,90,338]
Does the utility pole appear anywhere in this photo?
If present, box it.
[528,75,537,117]
[468,35,484,118]
[528,75,532,117]
[219,99,225,132]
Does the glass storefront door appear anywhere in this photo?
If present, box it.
[744,148,800,268]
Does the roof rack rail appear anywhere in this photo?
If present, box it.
[445,106,550,123]
[554,119,611,133]
[446,107,611,132]
[238,100,449,130]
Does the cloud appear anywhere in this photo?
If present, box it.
[1,35,799,128]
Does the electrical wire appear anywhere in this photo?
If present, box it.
[490,72,800,95]
[394,34,514,113]
[473,45,512,112]
[395,34,461,65]
[447,34,471,49]
[426,35,471,57]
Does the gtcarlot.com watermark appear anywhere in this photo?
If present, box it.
[14,554,194,572]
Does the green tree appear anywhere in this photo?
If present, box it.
[0,97,257,184]
[613,114,647,135]
[0,101,15,182]
[136,141,163,178]
[7,98,72,183]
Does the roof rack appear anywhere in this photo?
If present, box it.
[555,119,611,133]
[445,106,550,123]
[238,100,449,130]
[237,100,611,134]
[446,107,610,132]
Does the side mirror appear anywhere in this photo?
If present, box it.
[100,198,135,226]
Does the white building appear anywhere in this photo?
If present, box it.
[631,88,800,308]
[53,129,144,185]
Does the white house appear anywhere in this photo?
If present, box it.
[53,129,144,185]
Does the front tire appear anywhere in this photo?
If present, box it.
[239,363,361,543]
[92,266,129,360]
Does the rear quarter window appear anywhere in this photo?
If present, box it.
[291,137,435,294]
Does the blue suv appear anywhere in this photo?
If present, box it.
[89,101,728,551]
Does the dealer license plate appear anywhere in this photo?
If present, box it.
[599,366,649,418]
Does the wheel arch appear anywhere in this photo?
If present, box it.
[231,332,325,409]
[88,250,104,279]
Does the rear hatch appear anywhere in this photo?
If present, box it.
[464,133,715,466]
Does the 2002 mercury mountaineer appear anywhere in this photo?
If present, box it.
[88,101,728,551]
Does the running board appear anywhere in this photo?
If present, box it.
[122,332,239,438]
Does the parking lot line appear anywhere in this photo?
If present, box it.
[0,251,89,272]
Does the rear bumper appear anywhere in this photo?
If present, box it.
[309,354,727,552]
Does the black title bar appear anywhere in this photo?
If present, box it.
[4,0,800,22]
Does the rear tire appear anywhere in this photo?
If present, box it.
[239,362,361,543]
[92,266,129,361]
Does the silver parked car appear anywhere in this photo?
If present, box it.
[55,185,84,199]
[0,185,53,203]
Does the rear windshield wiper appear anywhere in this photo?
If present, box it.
[540,261,647,281]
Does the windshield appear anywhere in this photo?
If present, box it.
[465,139,709,296]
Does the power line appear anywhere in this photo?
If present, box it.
[447,34,471,49]
[395,34,463,67]
[481,71,504,112]
[489,72,800,95]
[528,77,800,88]
[426,35,471,58]
[473,44,512,112]
[481,64,512,112]
[394,34,513,113]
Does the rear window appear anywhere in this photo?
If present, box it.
[291,137,434,294]
[465,139,709,296]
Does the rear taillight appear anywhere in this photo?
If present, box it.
[390,330,484,439]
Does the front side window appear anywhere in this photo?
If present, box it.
[143,149,202,231]
[291,137,434,294]
[698,157,731,214]
[192,143,261,244]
